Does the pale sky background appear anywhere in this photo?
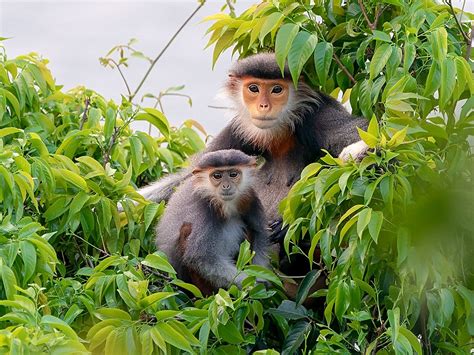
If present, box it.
[0,0,472,136]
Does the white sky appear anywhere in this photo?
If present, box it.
[0,0,472,136]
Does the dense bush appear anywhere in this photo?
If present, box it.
[0,0,473,353]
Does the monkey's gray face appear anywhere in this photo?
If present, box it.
[210,169,241,201]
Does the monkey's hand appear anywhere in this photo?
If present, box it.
[338,140,369,162]
[269,219,288,244]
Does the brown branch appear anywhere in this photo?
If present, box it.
[333,53,356,84]
[130,2,205,101]
[373,5,387,30]
[109,58,132,98]
[103,127,120,167]
[79,98,90,130]
[358,0,375,30]
[446,0,470,44]
[466,22,474,60]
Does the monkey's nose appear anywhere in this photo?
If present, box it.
[222,184,231,190]
[259,103,269,109]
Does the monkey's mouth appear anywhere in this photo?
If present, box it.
[252,116,277,129]
[220,192,236,201]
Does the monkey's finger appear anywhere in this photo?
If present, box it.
[270,225,289,244]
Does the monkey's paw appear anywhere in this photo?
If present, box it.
[338,140,369,162]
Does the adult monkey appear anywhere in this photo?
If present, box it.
[140,53,368,287]
[140,52,368,223]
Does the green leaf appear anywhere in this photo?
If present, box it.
[0,88,21,117]
[335,281,351,321]
[295,269,322,306]
[314,42,333,88]
[368,211,383,243]
[212,30,235,68]
[259,12,284,43]
[387,307,401,341]
[370,43,392,80]
[104,107,116,141]
[0,264,17,300]
[136,108,170,137]
[357,208,372,238]
[371,30,392,43]
[41,315,79,340]
[439,57,456,111]
[144,203,160,231]
[54,168,89,191]
[267,300,308,320]
[424,62,440,97]
[142,253,176,275]
[95,307,132,321]
[281,320,312,355]
[0,127,22,138]
[20,241,36,283]
[430,27,447,62]
[244,265,282,286]
[403,43,416,72]
[357,127,377,148]
[275,23,300,76]
[218,321,244,344]
[138,292,177,308]
[399,327,422,354]
[288,32,318,87]
[154,322,194,353]
[367,116,379,137]
[28,132,49,157]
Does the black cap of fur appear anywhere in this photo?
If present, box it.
[229,52,291,80]
[196,150,255,169]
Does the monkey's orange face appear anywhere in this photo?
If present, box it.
[241,78,290,129]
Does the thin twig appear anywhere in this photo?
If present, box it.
[466,23,473,60]
[109,58,132,98]
[372,4,387,30]
[333,54,356,84]
[130,2,205,101]
[358,0,375,30]
[79,98,90,130]
[446,0,470,44]
[103,127,120,167]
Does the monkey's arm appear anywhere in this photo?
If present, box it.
[309,95,369,160]
[183,233,247,289]
[244,199,270,267]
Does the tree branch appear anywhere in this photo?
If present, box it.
[358,0,375,30]
[79,98,90,130]
[467,23,474,60]
[130,2,205,101]
[333,53,356,84]
[446,0,470,44]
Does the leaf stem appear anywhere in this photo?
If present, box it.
[333,54,356,84]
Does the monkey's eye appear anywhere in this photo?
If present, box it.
[272,85,283,94]
[248,84,259,93]
[229,170,240,178]
[212,172,223,180]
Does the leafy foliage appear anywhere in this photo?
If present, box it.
[206,0,474,353]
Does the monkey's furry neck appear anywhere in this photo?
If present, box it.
[229,82,320,151]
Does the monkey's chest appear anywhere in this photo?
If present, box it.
[218,218,247,255]
[255,156,305,221]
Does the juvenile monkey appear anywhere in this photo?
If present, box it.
[155,149,269,295]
